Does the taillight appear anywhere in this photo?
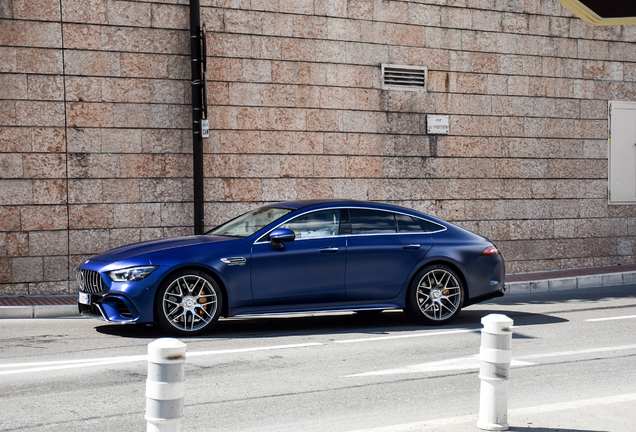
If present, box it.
[482,246,499,255]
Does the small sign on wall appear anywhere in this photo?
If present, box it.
[201,119,210,138]
[427,115,449,134]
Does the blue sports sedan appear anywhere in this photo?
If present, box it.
[77,200,505,335]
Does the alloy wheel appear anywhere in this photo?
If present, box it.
[416,268,462,321]
[162,275,218,332]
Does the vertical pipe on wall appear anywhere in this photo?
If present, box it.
[190,0,205,235]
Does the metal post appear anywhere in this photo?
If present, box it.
[477,314,513,431]
[190,0,205,235]
[146,338,187,432]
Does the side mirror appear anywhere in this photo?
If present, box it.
[269,228,295,249]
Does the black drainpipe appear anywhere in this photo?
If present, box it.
[190,0,205,235]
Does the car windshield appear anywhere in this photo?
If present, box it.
[207,207,293,238]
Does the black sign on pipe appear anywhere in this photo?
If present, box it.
[559,0,636,25]
[201,23,208,127]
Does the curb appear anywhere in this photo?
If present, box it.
[504,270,636,295]
[0,305,79,319]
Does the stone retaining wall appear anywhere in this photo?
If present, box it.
[1,0,636,294]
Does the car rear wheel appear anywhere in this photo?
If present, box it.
[155,270,223,336]
[405,264,463,325]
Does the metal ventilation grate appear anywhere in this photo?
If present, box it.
[382,64,428,91]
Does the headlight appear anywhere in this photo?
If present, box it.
[108,266,158,282]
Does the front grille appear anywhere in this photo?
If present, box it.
[77,269,104,293]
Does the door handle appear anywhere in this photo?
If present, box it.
[402,244,421,250]
[319,247,339,253]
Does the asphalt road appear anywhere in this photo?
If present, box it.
[1,285,635,432]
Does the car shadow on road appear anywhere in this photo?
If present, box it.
[94,307,566,340]
[458,308,567,327]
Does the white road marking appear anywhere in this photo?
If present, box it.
[586,314,636,322]
[186,342,323,357]
[4,323,636,377]
[0,355,149,376]
[0,342,323,376]
[0,356,144,369]
[346,393,636,432]
[516,344,636,360]
[345,344,636,378]
[344,355,533,377]
[335,328,480,344]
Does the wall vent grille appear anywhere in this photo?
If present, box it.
[382,64,428,91]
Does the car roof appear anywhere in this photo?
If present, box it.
[266,200,425,215]
[266,199,364,210]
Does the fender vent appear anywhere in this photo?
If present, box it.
[382,64,428,91]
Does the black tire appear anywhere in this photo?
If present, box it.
[155,269,223,336]
[405,264,464,325]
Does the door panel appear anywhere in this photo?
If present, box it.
[345,234,432,301]
[251,236,346,306]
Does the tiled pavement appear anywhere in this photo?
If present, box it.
[1,263,635,318]
[0,294,77,318]
[505,263,636,282]
[0,295,76,307]
[504,263,636,294]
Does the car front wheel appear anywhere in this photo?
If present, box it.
[405,265,464,325]
[155,270,223,336]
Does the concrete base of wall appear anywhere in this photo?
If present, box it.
[505,271,636,295]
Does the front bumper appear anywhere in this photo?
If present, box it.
[78,291,141,323]
[76,259,166,324]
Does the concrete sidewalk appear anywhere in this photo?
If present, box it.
[1,263,635,319]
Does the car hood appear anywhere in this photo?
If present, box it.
[89,235,242,263]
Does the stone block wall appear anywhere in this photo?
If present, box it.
[1,0,636,295]
[0,0,193,295]
[202,0,636,274]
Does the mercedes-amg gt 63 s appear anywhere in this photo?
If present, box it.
[77,200,505,335]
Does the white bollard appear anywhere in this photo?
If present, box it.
[477,314,513,431]
[146,338,187,432]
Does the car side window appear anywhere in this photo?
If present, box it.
[416,218,445,232]
[396,214,424,233]
[280,209,341,239]
[350,209,396,234]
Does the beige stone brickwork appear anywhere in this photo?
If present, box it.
[1,0,636,294]
[0,0,193,294]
